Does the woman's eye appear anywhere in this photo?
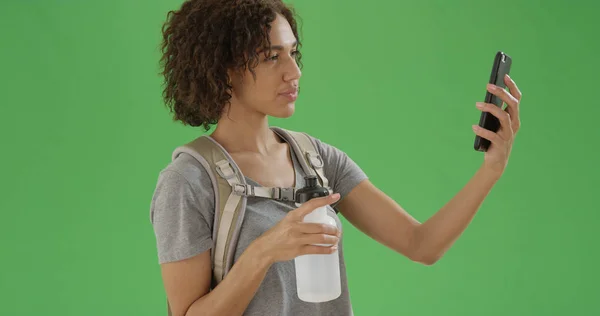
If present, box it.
[264,51,299,62]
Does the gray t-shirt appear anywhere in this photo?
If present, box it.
[149,134,368,316]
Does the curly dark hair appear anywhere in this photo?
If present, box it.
[159,0,303,131]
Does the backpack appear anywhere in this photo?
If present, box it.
[166,126,332,316]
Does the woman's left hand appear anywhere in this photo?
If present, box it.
[472,74,522,176]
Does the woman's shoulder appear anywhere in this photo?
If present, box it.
[153,152,216,201]
[301,132,348,161]
[299,131,369,200]
[163,151,209,179]
[150,152,216,225]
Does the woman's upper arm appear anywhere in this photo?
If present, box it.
[149,166,215,315]
[161,250,212,316]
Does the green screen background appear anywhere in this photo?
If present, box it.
[1,0,598,315]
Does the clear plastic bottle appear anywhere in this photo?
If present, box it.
[294,175,342,303]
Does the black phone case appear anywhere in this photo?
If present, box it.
[474,51,512,152]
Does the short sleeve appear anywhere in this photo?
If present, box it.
[149,169,213,264]
[311,137,369,201]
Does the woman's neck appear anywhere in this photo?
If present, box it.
[210,104,282,157]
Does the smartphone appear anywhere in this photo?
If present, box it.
[474,51,512,152]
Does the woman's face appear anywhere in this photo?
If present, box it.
[228,14,302,119]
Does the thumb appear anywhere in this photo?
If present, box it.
[290,193,341,220]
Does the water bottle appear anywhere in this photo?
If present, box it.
[294,175,342,303]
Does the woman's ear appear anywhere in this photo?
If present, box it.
[226,69,234,90]
[227,68,245,92]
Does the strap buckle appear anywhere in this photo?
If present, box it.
[232,184,254,196]
[215,160,236,180]
[273,187,296,201]
[306,151,324,168]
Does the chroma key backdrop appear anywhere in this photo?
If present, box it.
[1,0,598,315]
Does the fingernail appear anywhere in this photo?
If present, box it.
[487,84,495,90]
[476,102,484,109]
[472,125,479,130]
[331,193,340,199]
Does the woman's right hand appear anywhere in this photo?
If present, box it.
[252,193,342,264]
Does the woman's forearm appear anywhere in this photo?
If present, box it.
[186,242,271,316]
[414,164,502,264]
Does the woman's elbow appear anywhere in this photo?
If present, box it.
[412,253,440,266]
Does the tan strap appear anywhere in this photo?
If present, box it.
[171,137,246,284]
[272,127,331,193]
[212,158,244,283]
[232,183,296,202]
[303,145,330,192]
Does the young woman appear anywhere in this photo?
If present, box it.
[150,0,523,315]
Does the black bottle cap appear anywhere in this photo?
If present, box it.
[295,175,329,203]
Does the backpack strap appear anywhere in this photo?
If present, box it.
[234,184,297,202]
[271,127,332,194]
[171,136,247,286]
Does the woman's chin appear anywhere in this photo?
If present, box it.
[269,102,296,118]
